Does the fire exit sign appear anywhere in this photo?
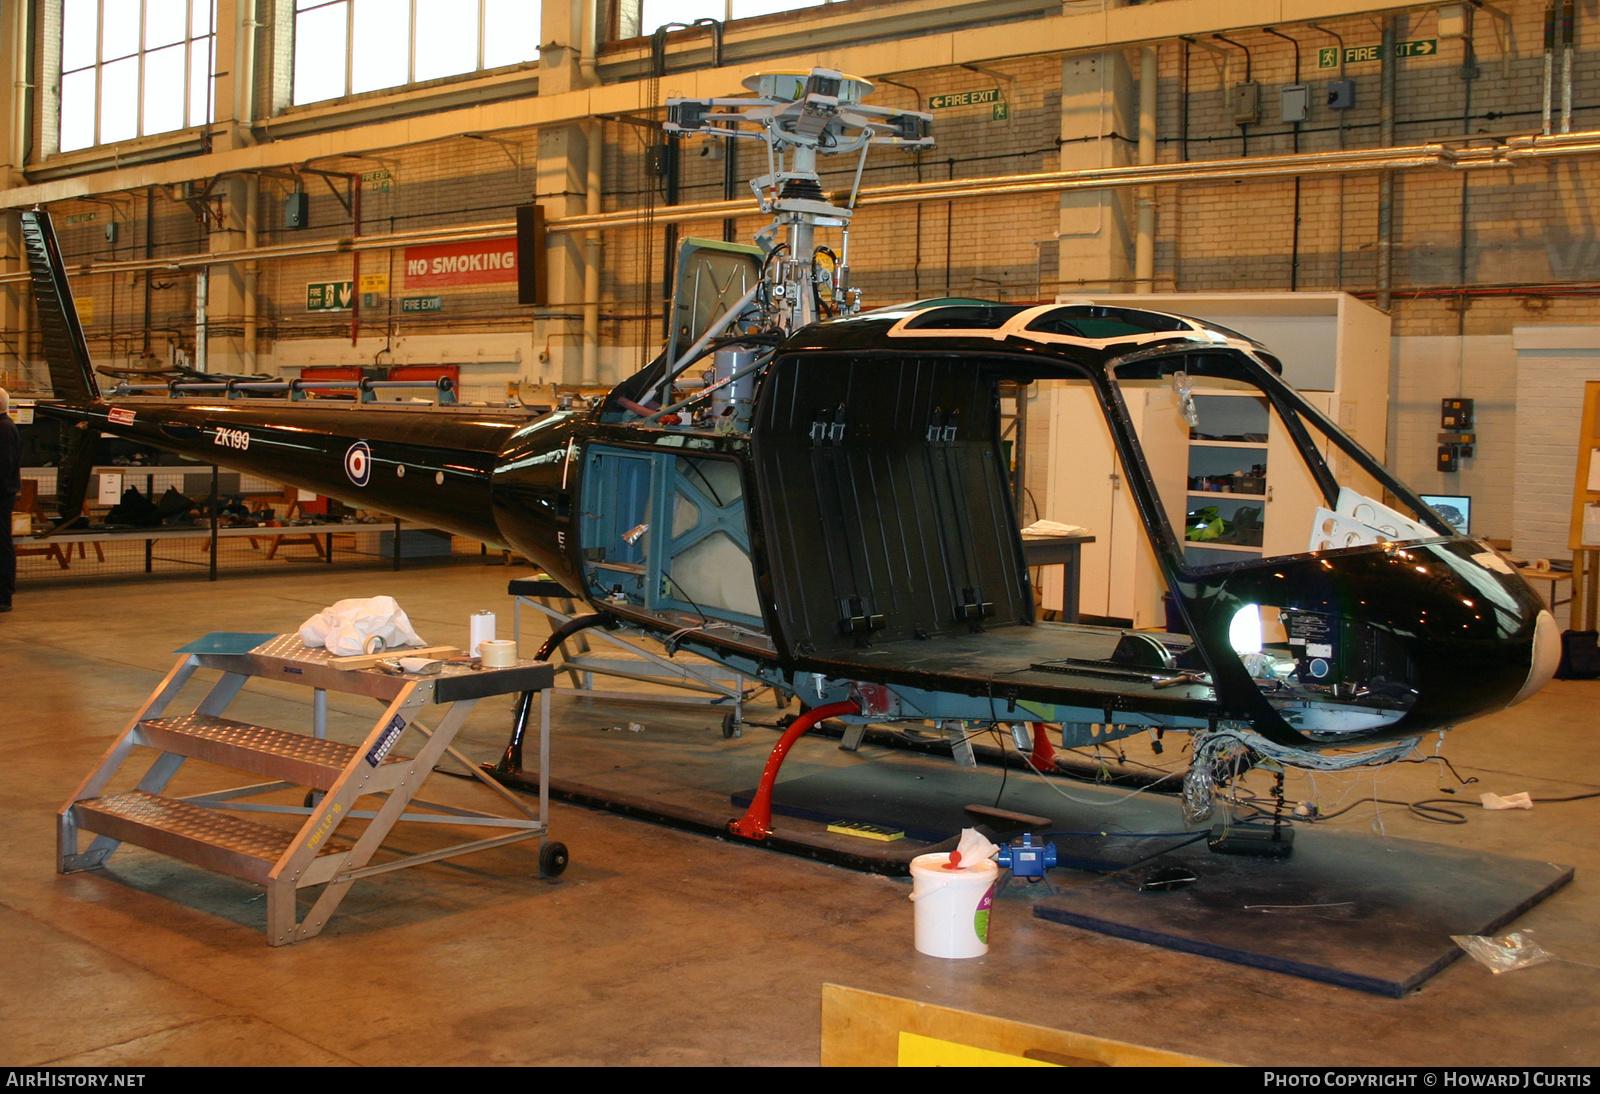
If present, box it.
[1319,40,1437,66]
[306,281,354,311]
[928,88,1001,109]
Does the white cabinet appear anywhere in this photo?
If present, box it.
[1044,381,1186,629]
[1181,389,1331,568]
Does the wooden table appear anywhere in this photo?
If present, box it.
[13,518,434,579]
[1021,532,1095,623]
[1516,566,1573,613]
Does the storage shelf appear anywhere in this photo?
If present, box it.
[1188,491,1266,501]
[1190,439,1268,449]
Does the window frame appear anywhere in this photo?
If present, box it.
[57,0,218,153]
[636,0,832,38]
[290,0,542,108]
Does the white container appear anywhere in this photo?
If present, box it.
[908,852,998,959]
[469,611,496,657]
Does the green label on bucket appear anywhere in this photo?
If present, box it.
[975,884,995,944]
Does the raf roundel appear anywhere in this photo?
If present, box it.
[345,440,373,487]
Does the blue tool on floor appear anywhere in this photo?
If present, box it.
[997,832,1058,894]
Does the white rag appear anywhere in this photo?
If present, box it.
[951,827,999,868]
[298,596,425,657]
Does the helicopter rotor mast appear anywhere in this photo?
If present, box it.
[664,68,935,332]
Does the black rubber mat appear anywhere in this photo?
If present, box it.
[728,754,1574,996]
[1031,832,1573,997]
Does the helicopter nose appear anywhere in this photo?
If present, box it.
[1508,610,1560,708]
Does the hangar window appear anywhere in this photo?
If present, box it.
[639,0,826,36]
[292,0,542,106]
[58,0,217,152]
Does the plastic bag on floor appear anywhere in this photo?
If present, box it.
[1451,930,1554,974]
[299,596,425,657]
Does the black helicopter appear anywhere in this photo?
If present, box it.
[17,69,1558,838]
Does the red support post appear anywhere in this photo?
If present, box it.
[727,700,860,840]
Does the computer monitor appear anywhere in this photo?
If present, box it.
[1419,494,1471,535]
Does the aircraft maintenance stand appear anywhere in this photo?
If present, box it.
[58,633,560,945]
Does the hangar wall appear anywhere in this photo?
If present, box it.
[4,0,1600,544]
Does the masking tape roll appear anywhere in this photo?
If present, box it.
[1533,558,1552,571]
[480,638,518,668]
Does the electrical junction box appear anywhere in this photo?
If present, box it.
[1441,397,1475,429]
[1327,79,1356,110]
[284,192,309,229]
[1281,84,1310,123]
[1437,3,1469,38]
[1231,81,1261,124]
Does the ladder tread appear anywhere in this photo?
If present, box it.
[138,713,399,789]
[72,790,340,883]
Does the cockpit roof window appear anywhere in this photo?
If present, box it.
[901,305,1029,330]
[1113,351,1256,383]
[1025,305,1191,338]
[1184,318,1259,344]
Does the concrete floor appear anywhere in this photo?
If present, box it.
[2,560,1599,1067]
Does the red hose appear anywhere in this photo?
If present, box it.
[727,700,860,840]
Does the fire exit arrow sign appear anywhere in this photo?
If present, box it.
[306,281,354,311]
[1319,40,1437,67]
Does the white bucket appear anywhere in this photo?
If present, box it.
[908,853,998,959]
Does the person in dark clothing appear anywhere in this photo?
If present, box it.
[0,388,18,612]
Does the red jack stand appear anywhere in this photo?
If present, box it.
[728,700,859,840]
[1028,722,1059,774]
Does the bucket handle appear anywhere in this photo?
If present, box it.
[908,883,950,902]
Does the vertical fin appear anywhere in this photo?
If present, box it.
[44,423,96,535]
[18,209,100,404]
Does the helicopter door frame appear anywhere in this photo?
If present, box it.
[578,443,766,630]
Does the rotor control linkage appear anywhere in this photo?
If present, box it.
[665,68,934,333]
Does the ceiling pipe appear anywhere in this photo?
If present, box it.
[580,0,600,88]
[9,132,1600,285]
[1134,46,1158,293]
[243,176,258,371]
[1376,15,1398,311]
[582,118,602,386]
[234,0,260,147]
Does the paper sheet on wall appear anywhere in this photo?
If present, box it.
[1584,503,1600,548]
[1588,449,1600,493]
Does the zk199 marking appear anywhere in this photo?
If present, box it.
[214,427,251,450]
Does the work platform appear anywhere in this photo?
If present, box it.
[58,633,560,945]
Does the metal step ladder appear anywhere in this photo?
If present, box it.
[58,634,559,945]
